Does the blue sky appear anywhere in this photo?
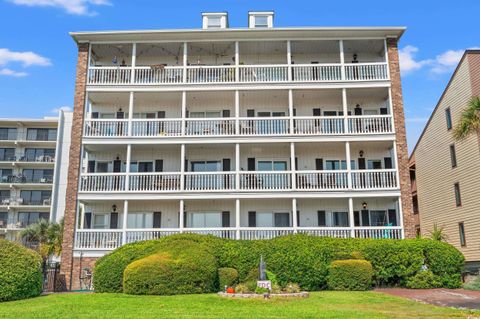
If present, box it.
[0,0,479,152]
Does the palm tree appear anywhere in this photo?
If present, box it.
[20,218,64,261]
[453,97,480,144]
[428,223,448,242]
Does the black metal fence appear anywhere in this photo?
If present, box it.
[42,262,62,292]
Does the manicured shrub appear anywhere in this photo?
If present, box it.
[327,259,373,291]
[405,270,441,289]
[421,239,464,288]
[234,283,250,293]
[123,240,217,295]
[0,240,43,301]
[463,276,480,291]
[218,267,238,289]
[283,283,301,293]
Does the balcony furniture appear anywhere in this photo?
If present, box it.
[1,198,10,205]
[43,198,51,206]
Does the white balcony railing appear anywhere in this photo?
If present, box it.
[84,119,128,137]
[240,171,292,190]
[347,115,393,134]
[291,64,342,82]
[239,117,290,135]
[75,226,403,250]
[294,116,344,135]
[351,169,398,190]
[129,173,181,192]
[88,66,131,84]
[239,65,289,82]
[185,119,236,136]
[131,119,182,137]
[344,63,389,81]
[80,173,126,192]
[134,66,183,84]
[296,171,349,190]
[186,66,236,83]
[184,172,236,191]
[78,169,399,193]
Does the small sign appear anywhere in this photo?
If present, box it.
[257,280,271,290]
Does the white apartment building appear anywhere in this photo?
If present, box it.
[63,12,414,269]
[0,110,72,241]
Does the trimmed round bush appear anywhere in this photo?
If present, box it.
[218,267,238,289]
[421,240,464,288]
[406,270,441,289]
[0,239,43,301]
[123,240,217,295]
[327,259,373,291]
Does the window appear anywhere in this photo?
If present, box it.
[93,214,108,229]
[332,212,349,227]
[22,169,53,183]
[17,212,49,227]
[0,190,10,201]
[445,108,452,130]
[0,212,7,228]
[190,111,222,118]
[449,144,457,168]
[20,190,51,205]
[459,222,466,246]
[325,160,356,170]
[0,148,15,161]
[128,213,154,228]
[0,128,17,140]
[26,128,57,141]
[207,16,222,28]
[96,162,111,173]
[258,160,287,171]
[256,212,290,227]
[367,160,382,170]
[187,212,222,228]
[24,148,55,162]
[254,16,269,28]
[454,183,461,207]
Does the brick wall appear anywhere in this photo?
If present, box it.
[387,38,416,238]
[60,42,89,289]
[71,256,98,291]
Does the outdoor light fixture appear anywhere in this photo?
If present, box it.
[359,150,364,157]
[112,204,117,212]
[362,202,368,209]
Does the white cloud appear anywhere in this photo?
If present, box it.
[431,48,480,73]
[9,0,111,15]
[398,45,431,75]
[50,106,72,114]
[0,48,51,67]
[0,68,28,77]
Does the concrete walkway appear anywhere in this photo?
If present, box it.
[377,288,480,310]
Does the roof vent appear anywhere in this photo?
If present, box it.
[248,11,274,28]
[202,12,228,29]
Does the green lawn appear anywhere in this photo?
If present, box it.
[0,291,477,319]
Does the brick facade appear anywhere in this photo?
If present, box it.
[387,38,416,238]
[71,256,98,290]
[60,42,89,290]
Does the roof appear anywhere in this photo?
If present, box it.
[70,26,406,43]
[409,50,480,159]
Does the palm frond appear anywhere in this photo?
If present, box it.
[454,96,480,140]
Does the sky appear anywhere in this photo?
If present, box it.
[0,0,479,153]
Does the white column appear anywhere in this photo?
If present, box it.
[125,144,131,191]
[128,91,134,136]
[290,142,296,190]
[384,39,391,79]
[235,41,240,82]
[235,199,240,239]
[130,43,136,84]
[235,90,240,135]
[342,88,348,134]
[179,200,184,232]
[339,40,345,80]
[180,144,186,190]
[345,142,352,189]
[292,198,298,233]
[235,143,240,190]
[287,40,292,81]
[181,91,187,136]
[183,42,188,83]
[288,89,294,134]
[387,88,395,131]
[348,198,354,238]
[397,196,405,239]
[122,200,129,245]
[392,141,400,187]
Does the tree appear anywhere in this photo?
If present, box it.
[453,96,480,144]
[20,218,64,260]
[428,223,448,242]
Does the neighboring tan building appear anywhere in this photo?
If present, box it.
[0,110,73,242]
[410,50,480,272]
[61,11,415,290]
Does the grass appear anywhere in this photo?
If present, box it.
[0,291,478,319]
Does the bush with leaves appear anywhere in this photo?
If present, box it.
[406,270,441,289]
[218,267,238,289]
[327,259,373,291]
[0,240,43,301]
[463,276,480,291]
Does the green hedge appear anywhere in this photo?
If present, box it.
[327,259,373,291]
[218,267,238,289]
[406,270,441,289]
[93,234,464,293]
[0,240,43,301]
[123,240,217,295]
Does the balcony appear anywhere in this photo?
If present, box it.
[83,115,393,138]
[74,226,403,250]
[87,63,388,86]
[79,169,398,193]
